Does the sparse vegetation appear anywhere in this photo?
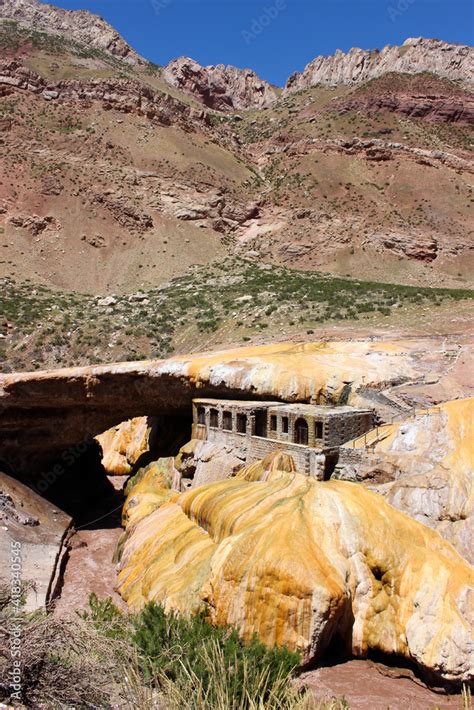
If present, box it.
[1,589,344,709]
[1,260,473,371]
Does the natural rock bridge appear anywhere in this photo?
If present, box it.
[0,339,445,497]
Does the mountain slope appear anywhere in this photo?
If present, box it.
[0,12,472,294]
[0,0,143,63]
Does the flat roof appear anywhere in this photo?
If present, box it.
[193,399,371,415]
[193,398,281,409]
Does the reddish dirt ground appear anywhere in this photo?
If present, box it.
[53,475,127,615]
[301,660,463,709]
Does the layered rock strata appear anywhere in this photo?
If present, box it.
[163,57,278,111]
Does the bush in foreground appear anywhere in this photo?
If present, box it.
[1,589,350,709]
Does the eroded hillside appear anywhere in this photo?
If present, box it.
[0,19,473,297]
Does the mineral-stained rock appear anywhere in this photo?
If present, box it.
[0,339,445,477]
[337,398,474,564]
[122,457,180,531]
[116,452,474,685]
[163,57,278,112]
[96,416,157,476]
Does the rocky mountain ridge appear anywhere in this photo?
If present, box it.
[0,5,473,295]
[0,0,143,64]
[2,0,473,112]
[285,37,474,94]
[163,56,278,111]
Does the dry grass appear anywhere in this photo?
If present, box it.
[0,591,347,710]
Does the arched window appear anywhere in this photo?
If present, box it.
[210,409,219,428]
[223,411,232,431]
[197,407,206,425]
[294,418,309,445]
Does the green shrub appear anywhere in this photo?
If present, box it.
[133,602,301,707]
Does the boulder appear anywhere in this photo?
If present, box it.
[176,438,245,488]
[96,416,157,476]
[0,472,72,611]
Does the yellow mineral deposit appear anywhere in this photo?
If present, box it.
[96,417,153,476]
[160,340,419,404]
[116,452,474,685]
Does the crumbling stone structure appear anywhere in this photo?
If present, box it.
[192,399,374,479]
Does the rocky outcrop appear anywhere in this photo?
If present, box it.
[160,184,259,232]
[96,417,157,476]
[365,231,438,262]
[0,0,143,64]
[331,136,474,174]
[331,85,474,125]
[8,213,61,236]
[285,38,474,93]
[163,56,278,111]
[0,60,215,134]
[0,472,72,611]
[116,452,474,686]
[337,399,474,564]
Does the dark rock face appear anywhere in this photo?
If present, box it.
[0,362,241,478]
[163,57,278,111]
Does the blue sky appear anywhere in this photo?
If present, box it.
[51,0,473,86]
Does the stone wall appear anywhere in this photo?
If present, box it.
[324,412,374,448]
[334,447,387,481]
[193,401,374,449]
[205,428,328,479]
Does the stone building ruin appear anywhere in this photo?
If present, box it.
[192,399,374,480]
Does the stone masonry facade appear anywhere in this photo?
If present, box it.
[192,399,374,480]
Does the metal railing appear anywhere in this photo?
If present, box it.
[350,406,442,450]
